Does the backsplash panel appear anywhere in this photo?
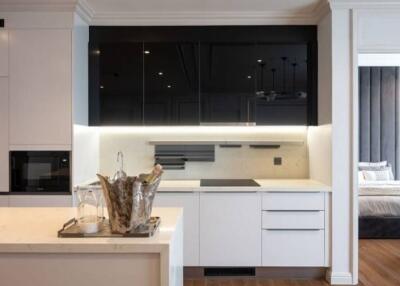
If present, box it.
[98,127,309,180]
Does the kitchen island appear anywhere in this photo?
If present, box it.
[0,207,183,286]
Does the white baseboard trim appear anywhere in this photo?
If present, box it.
[326,270,354,285]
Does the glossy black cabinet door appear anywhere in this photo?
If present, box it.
[93,42,143,125]
[253,44,309,125]
[200,43,256,123]
[144,42,199,125]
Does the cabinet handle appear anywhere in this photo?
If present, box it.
[203,191,258,193]
[265,228,321,231]
[264,210,322,212]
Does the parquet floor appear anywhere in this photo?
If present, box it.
[184,240,400,286]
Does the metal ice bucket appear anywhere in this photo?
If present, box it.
[97,173,162,234]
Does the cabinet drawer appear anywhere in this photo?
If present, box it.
[262,229,324,266]
[262,210,324,229]
[262,192,324,210]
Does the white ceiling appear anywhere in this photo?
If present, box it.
[85,0,322,13]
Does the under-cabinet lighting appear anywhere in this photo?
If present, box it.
[96,126,307,135]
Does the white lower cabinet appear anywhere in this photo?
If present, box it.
[262,229,325,266]
[199,192,262,266]
[261,192,327,267]
[8,195,72,207]
[153,192,200,266]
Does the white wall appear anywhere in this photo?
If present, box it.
[73,125,99,185]
[308,125,332,186]
[329,8,353,285]
[99,127,309,180]
[358,10,400,53]
[73,13,89,125]
[358,53,400,66]
[318,12,332,125]
[71,14,99,185]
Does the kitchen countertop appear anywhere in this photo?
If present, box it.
[0,207,183,253]
[158,179,331,192]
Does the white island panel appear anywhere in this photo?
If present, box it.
[0,207,183,286]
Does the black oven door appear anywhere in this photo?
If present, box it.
[10,151,70,193]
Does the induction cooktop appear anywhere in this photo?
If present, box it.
[200,179,260,187]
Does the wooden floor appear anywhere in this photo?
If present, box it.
[184,240,400,286]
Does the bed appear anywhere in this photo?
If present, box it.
[359,181,400,238]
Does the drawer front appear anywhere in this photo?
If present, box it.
[262,192,324,210]
[262,210,324,229]
[262,229,325,266]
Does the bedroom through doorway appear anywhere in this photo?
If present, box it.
[358,54,400,285]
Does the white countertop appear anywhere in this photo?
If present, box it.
[0,207,183,253]
[158,179,331,192]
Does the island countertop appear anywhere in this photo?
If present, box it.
[0,207,183,253]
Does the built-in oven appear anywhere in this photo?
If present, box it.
[10,151,70,193]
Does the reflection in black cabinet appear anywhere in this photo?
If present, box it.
[144,43,199,125]
[97,43,143,125]
[200,43,256,123]
[89,26,318,126]
[253,44,309,125]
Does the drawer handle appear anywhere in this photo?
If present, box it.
[203,191,258,193]
[264,210,322,212]
[266,228,321,231]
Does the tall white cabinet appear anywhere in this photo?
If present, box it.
[0,30,8,77]
[8,29,72,147]
[0,29,9,193]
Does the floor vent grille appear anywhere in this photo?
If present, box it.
[204,267,256,277]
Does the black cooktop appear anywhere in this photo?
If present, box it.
[200,179,260,187]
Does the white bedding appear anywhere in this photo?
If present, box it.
[359,181,400,217]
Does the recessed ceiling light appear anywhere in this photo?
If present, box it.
[158,72,163,76]
[94,50,101,55]
[100,85,104,89]
[247,75,252,79]
[257,59,262,63]
[167,85,172,88]
[144,50,150,54]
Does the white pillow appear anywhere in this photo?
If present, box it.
[359,161,387,168]
[362,168,393,181]
[358,171,365,183]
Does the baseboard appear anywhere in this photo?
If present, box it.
[326,270,354,285]
[184,267,325,280]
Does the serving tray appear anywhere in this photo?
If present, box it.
[58,217,161,238]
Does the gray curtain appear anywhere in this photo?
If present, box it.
[359,67,400,179]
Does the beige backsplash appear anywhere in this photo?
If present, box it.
[98,127,309,180]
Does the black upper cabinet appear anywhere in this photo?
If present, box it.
[89,26,318,126]
[253,44,309,125]
[90,42,143,125]
[144,42,199,125]
[200,43,256,123]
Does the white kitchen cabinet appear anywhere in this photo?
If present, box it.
[262,192,324,210]
[153,192,200,266]
[9,195,72,207]
[0,78,8,192]
[9,29,72,147]
[0,30,8,76]
[261,192,327,267]
[262,229,325,266]
[199,191,261,266]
